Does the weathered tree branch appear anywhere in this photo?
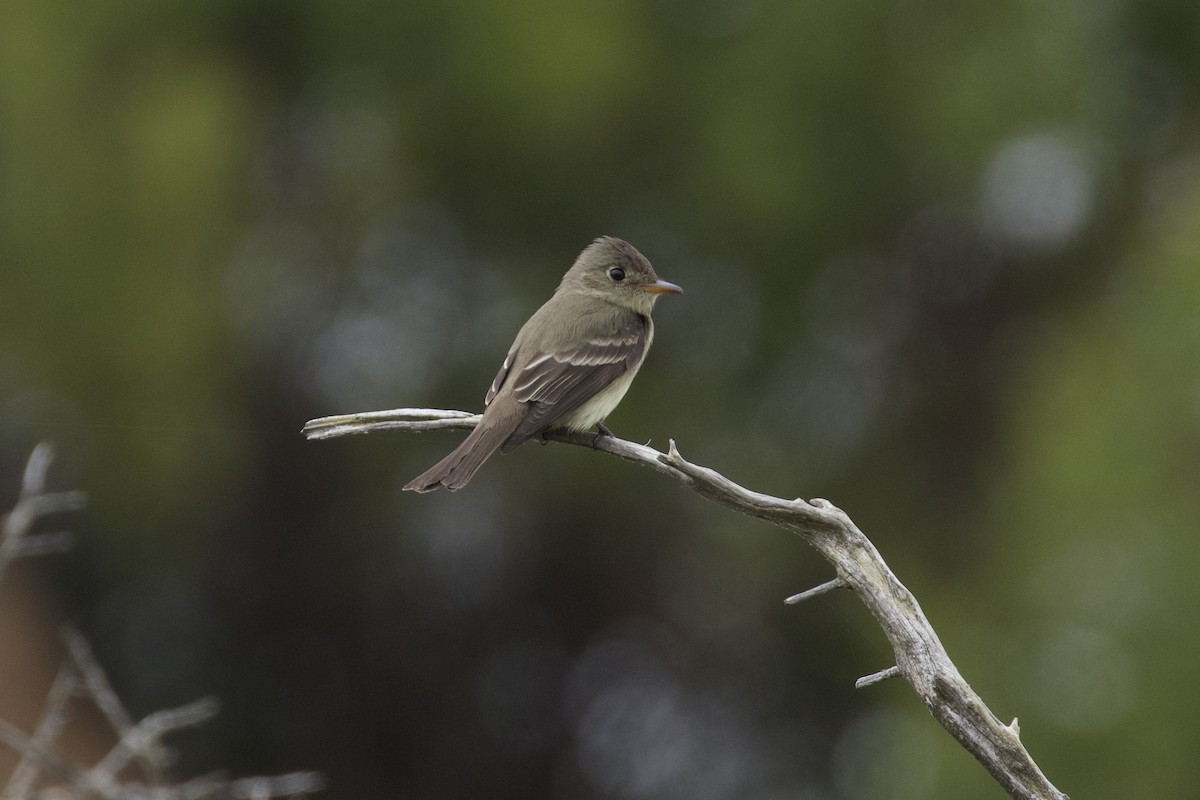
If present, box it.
[304,407,1068,800]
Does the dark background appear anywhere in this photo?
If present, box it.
[3,2,1198,798]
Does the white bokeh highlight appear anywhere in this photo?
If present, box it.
[979,132,1098,249]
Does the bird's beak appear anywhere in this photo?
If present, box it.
[638,279,683,295]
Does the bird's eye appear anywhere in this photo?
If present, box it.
[608,267,625,282]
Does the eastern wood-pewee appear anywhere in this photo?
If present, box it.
[404,236,681,492]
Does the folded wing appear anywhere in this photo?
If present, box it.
[498,315,647,451]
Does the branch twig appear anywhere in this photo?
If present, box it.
[784,577,845,604]
[303,407,1068,800]
[0,443,86,595]
[3,666,78,800]
[0,444,326,800]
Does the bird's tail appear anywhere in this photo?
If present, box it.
[402,418,512,493]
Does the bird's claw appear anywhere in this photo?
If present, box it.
[593,422,614,449]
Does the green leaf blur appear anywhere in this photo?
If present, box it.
[2,1,1198,797]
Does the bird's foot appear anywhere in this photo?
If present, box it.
[593,422,614,449]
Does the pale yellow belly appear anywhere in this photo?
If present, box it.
[556,360,643,431]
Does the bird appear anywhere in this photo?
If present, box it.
[403,236,681,492]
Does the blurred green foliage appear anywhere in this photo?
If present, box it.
[3,1,1199,798]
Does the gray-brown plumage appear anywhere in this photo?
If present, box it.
[403,236,681,493]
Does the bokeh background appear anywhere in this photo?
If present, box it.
[2,1,1198,797]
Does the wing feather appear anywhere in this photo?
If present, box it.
[485,349,517,406]
[501,313,648,449]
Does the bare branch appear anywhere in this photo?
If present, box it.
[301,408,479,440]
[0,718,116,799]
[20,443,56,498]
[304,407,1069,800]
[0,445,86,594]
[62,627,138,742]
[784,578,845,604]
[0,444,327,799]
[11,533,76,560]
[228,772,326,799]
[855,665,902,688]
[3,666,78,800]
[93,698,220,781]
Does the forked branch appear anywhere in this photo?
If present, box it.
[304,408,1068,800]
[0,445,325,800]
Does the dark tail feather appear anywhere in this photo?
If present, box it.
[403,420,511,493]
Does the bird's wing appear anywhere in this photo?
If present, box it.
[484,345,518,407]
[500,313,647,449]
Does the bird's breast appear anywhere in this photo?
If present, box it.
[555,314,653,432]
[556,363,642,432]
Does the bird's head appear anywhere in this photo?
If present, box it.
[559,236,682,313]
